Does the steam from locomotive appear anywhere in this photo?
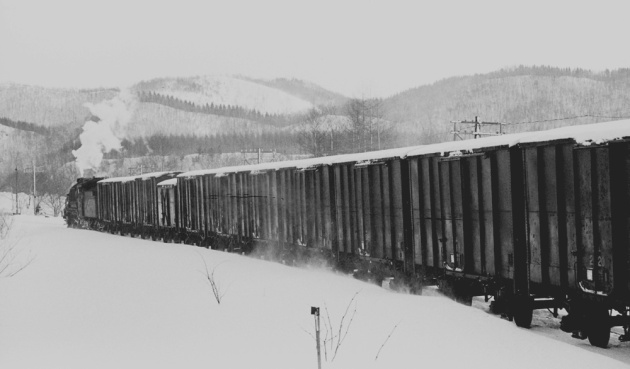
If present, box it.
[72,90,136,176]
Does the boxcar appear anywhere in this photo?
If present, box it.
[97,172,179,238]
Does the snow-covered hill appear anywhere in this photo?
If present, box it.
[2,215,630,369]
[133,75,314,115]
[0,124,15,138]
[0,83,118,127]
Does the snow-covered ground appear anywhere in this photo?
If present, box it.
[1,215,630,369]
[0,192,58,217]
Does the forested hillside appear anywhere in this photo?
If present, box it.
[0,84,118,127]
[0,117,50,135]
[137,92,300,127]
[128,102,273,138]
[384,66,630,146]
[110,131,300,158]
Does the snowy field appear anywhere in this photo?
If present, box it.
[0,192,56,217]
[1,215,630,369]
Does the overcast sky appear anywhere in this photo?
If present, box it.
[1,0,628,97]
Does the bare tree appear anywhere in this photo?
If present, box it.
[304,291,359,362]
[40,193,64,217]
[344,97,391,152]
[199,255,228,304]
[0,212,12,239]
[297,108,330,157]
[39,162,79,217]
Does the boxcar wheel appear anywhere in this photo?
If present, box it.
[512,295,533,328]
[586,308,610,348]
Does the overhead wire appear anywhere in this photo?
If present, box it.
[505,114,630,125]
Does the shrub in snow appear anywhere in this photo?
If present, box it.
[199,255,228,305]
[0,213,33,277]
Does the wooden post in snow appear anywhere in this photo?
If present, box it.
[311,306,321,369]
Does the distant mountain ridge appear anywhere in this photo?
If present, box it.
[0,75,344,130]
[383,66,630,146]
[5,66,629,139]
[0,83,118,128]
[2,66,630,159]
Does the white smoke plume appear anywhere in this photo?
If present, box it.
[72,90,136,176]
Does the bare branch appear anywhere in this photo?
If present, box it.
[301,326,316,340]
[332,291,359,361]
[5,254,34,277]
[375,322,400,361]
[198,253,228,304]
[305,292,361,363]
[323,303,334,361]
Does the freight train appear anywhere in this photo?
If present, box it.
[64,120,630,348]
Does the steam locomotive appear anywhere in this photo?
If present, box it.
[64,120,630,348]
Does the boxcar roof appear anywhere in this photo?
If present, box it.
[138,171,174,181]
[405,119,630,157]
[177,145,427,179]
[98,171,176,184]
[98,176,135,184]
[176,119,630,179]
[514,119,630,146]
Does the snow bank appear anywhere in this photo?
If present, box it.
[0,192,52,215]
[1,216,629,369]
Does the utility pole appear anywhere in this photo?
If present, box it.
[14,166,18,215]
[311,307,322,369]
[24,158,45,215]
[33,158,36,211]
[331,130,334,153]
[128,165,155,176]
[450,116,504,140]
[240,148,276,164]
